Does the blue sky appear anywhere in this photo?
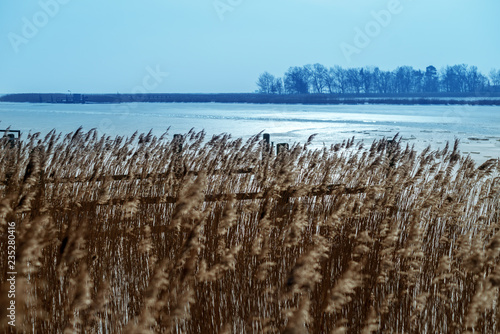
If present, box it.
[0,0,499,94]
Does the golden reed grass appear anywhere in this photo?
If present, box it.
[0,129,499,333]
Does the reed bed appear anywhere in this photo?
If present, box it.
[0,128,499,333]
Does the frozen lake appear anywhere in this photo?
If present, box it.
[1,102,499,162]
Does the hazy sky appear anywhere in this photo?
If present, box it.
[0,0,499,94]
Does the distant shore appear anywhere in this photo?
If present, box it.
[2,92,500,106]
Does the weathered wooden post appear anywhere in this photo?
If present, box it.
[263,133,270,147]
[7,134,15,149]
[277,143,289,155]
[263,133,273,154]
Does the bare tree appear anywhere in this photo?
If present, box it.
[360,67,373,93]
[284,67,310,94]
[256,72,276,94]
[272,78,284,94]
[489,69,500,87]
[372,67,382,93]
[346,68,363,94]
[441,64,468,93]
[424,66,439,93]
[332,66,349,94]
[378,71,394,94]
[465,66,488,92]
[324,67,337,94]
[310,63,328,93]
[394,66,413,93]
[411,69,424,93]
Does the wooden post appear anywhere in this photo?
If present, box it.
[277,143,289,155]
[263,133,270,146]
[7,134,15,148]
[263,133,272,153]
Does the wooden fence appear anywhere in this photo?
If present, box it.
[1,133,367,205]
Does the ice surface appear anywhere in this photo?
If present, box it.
[1,102,498,163]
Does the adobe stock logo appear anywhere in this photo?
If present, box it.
[340,0,405,62]
[213,0,243,21]
[8,0,72,53]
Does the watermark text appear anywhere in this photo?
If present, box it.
[8,0,72,53]
[340,0,407,62]
[6,221,17,327]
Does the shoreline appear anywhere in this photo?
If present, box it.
[2,93,500,106]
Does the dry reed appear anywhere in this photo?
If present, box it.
[0,129,499,333]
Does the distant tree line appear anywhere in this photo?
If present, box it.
[257,64,500,95]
